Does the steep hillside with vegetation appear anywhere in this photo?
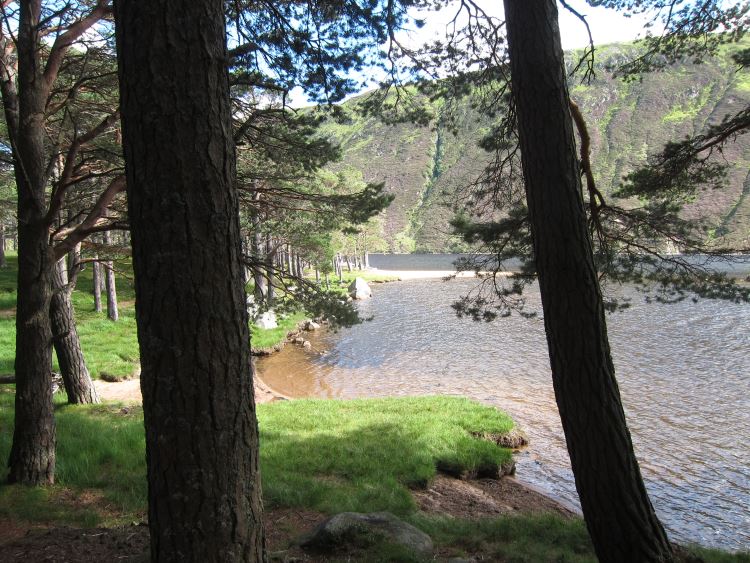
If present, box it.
[319,41,750,252]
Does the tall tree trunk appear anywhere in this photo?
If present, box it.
[364,251,369,269]
[0,222,6,267]
[285,245,293,275]
[115,1,266,560]
[7,0,56,485]
[92,258,103,313]
[103,230,119,322]
[266,233,275,304]
[250,192,266,303]
[50,259,99,404]
[503,2,673,562]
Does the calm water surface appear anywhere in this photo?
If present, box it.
[257,257,750,551]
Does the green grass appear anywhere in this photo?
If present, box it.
[0,392,747,561]
[412,513,596,562]
[258,396,514,514]
[0,393,514,522]
[319,269,401,300]
[0,391,147,525]
[0,255,141,380]
[250,311,307,350]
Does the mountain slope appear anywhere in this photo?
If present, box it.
[320,41,750,253]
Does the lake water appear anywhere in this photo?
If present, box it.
[257,255,750,551]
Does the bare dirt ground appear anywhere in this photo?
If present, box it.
[0,474,577,562]
[95,373,286,405]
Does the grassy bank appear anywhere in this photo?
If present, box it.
[0,394,515,523]
[0,392,599,561]
[0,392,746,562]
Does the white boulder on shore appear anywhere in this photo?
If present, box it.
[255,311,278,329]
[348,277,372,300]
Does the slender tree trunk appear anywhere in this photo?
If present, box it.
[266,233,275,304]
[285,245,293,275]
[7,0,56,485]
[315,269,320,283]
[250,190,266,302]
[503,3,673,562]
[364,251,369,269]
[50,259,99,404]
[92,258,103,313]
[337,255,343,282]
[66,209,80,275]
[0,222,6,267]
[103,230,119,322]
[115,1,266,559]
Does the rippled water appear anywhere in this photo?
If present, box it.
[257,271,750,551]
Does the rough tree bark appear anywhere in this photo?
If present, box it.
[114,0,266,560]
[7,0,57,485]
[103,229,118,321]
[502,2,673,562]
[3,0,112,485]
[50,259,99,404]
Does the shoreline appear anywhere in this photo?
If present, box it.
[368,267,515,279]
[95,369,579,519]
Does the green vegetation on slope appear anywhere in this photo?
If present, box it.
[323,40,750,252]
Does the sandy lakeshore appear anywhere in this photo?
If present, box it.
[95,371,286,405]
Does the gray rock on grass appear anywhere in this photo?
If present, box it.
[299,511,433,556]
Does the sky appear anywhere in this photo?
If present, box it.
[401,0,653,52]
[289,0,654,106]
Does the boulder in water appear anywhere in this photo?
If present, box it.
[348,277,372,300]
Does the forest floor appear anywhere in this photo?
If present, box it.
[0,479,578,562]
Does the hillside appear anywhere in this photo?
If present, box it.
[319,41,750,253]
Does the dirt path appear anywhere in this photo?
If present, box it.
[95,371,287,405]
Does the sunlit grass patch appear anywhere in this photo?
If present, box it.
[258,396,515,514]
[250,311,307,351]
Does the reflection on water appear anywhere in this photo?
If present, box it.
[257,276,750,551]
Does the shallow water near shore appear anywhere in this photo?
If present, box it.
[257,259,750,551]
